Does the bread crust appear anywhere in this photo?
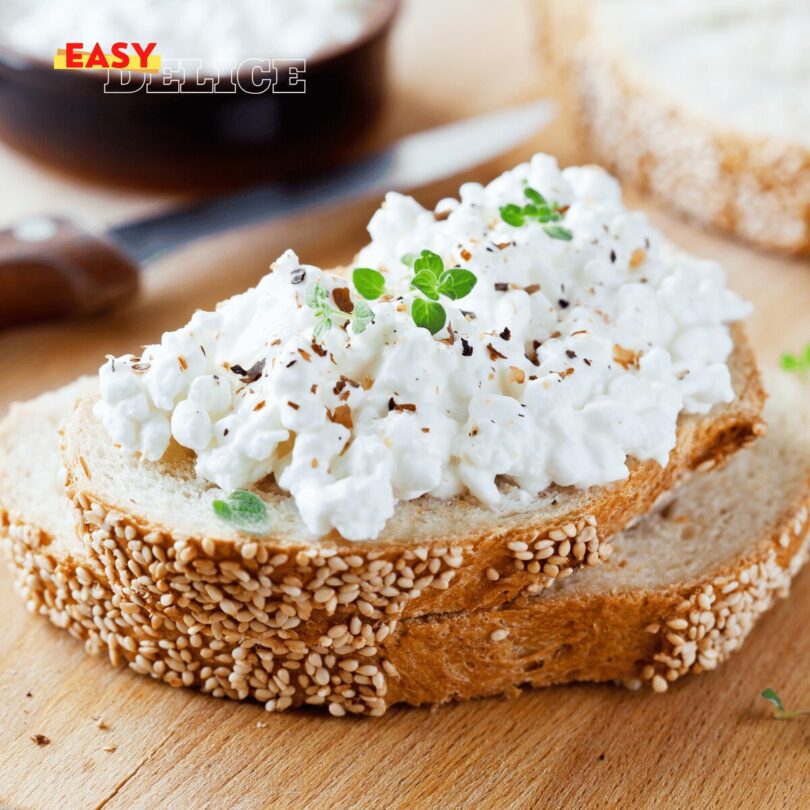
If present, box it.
[541,0,810,255]
[2,415,807,716]
[62,325,765,638]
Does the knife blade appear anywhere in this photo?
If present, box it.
[110,99,556,264]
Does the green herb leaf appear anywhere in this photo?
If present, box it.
[401,253,417,267]
[543,225,573,241]
[313,318,332,339]
[523,186,547,206]
[306,281,367,340]
[438,268,477,301]
[502,192,565,228]
[411,298,447,335]
[761,688,785,713]
[500,204,525,227]
[404,247,478,336]
[411,269,441,300]
[305,282,328,310]
[760,688,810,719]
[352,300,374,334]
[306,282,338,338]
[413,249,444,279]
[781,345,810,373]
[353,267,386,300]
[212,490,269,535]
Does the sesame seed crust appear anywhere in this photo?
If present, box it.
[637,504,810,693]
[544,2,810,255]
[379,494,810,708]
[1,512,397,717]
[4,470,809,714]
[73,483,613,647]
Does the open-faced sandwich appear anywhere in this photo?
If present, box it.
[5,154,800,718]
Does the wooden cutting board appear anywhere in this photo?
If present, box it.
[2,1,810,807]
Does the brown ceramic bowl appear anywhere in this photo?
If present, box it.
[0,0,399,189]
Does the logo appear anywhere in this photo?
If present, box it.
[53,43,306,94]
[54,42,160,71]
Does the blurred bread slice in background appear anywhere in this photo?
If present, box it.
[538,0,810,255]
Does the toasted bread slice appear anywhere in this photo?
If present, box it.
[1,371,806,716]
[540,0,810,255]
[61,324,764,633]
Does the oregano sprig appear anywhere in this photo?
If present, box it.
[351,251,477,336]
[305,282,373,339]
[212,490,270,535]
[410,250,476,334]
[760,688,810,719]
[500,186,572,241]
[780,344,810,373]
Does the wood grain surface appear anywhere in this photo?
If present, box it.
[1,1,810,808]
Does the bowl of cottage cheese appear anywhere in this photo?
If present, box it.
[0,0,399,187]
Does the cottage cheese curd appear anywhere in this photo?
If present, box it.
[95,155,750,541]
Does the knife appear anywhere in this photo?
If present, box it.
[0,100,555,329]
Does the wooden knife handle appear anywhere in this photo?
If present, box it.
[0,217,140,329]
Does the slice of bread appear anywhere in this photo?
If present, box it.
[540,0,810,255]
[61,324,764,636]
[1,371,806,716]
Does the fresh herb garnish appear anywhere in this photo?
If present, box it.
[499,186,572,241]
[212,490,269,535]
[306,282,372,339]
[350,250,477,337]
[780,344,810,373]
[408,249,476,334]
[411,297,447,335]
[353,267,386,300]
[352,300,374,332]
[760,688,810,719]
[542,225,573,242]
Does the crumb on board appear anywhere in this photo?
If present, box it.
[31,734,50,746]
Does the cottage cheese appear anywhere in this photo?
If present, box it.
[1,0,376,70]
[95,155,750,541]
[595,0,810,146]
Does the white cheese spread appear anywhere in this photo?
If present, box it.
[95,155,751,540]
